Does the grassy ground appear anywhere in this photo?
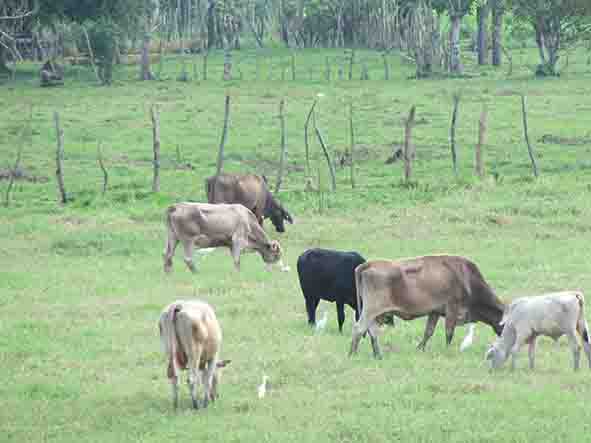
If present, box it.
[2,47,591,443]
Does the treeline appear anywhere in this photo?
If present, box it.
[1,0,590,81]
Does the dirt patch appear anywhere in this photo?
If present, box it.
[381,343,401,353]
[486,215,512,226]
[538,134,591,146]
[496,88,543,97]
[0,168,49,183]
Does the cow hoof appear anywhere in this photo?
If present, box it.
[281,265,290,272]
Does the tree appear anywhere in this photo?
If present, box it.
[477,0,491,64]
[508,0,591,75]
[490,0,504,66]
[0,0,38,75]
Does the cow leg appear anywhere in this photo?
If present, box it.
[202,359,217,408]
[163,229,179,273]
[417,313,439,351]
[170,376,180,409]
[305,297,319,326]
[444,304,459,346]
[182,241,197,273]
[336,302,346,333]
[187,370,200,409]
[582,338,591,369]
[566,330,581,371]
[527,336,537,370]
[230,241,241,271]
[368,322,382,360]
[509,342,522,371]
[350,310,379,357]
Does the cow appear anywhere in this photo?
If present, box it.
[159,300,231,409]
[349,255,505,359]
[206,174,293,233]
[163,202,284,273]
[297,248,367,333]
[485,291,591,371]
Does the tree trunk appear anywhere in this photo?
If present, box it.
[477,3,490,65]
[449,15,463,74]
[207,0,216,50]
[0,45,12,75]
[140,27,154,81]
[491,0,504,67]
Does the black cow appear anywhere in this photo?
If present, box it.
[297,248,367,333]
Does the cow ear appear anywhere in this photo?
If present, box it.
[217,359,231,368]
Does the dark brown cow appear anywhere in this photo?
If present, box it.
[349,255,505,359]
[206,174,293,233]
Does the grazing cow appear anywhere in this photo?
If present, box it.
[297,248,366,333]
[163,203,283,273]
[206,174,293,233]
[349,255,505,359]
[485,291,591,371]
[158,300,231,409]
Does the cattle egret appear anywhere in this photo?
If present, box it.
[460,324,475,352]
[315,310,328,334]
[258,375,269,399]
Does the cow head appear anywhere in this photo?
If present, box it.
[268,206,294,233]
[261,240,282,263]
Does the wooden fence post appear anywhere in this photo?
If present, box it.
[450,92,460,175]
[304,100,318,179]
[54,111,67,203]
[151,105,161,192]
[403,106,416,184]
[314,119,337,192]
[97,142,109,194]
[275,99,287,193]
[475,104,488,178]
[521,95,539,177]
[349,101,356,188]
[216,95,231,175]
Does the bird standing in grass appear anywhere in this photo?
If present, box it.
[258,375,269,399]
[460,324,475,352]
[315,310,328,334]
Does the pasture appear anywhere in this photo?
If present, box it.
[2,47,591,443]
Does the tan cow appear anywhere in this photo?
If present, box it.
[159,300,231,409]
[163,202,284,273]
[206,174,293,233]
[349,255,505,359]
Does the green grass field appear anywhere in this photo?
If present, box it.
[2,47,591,443]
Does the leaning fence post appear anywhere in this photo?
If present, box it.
[521,94,539,177]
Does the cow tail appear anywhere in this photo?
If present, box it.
[165,206,178,251]
[166,303,183,382]
[354,263,366,322]
[575,292,590,344]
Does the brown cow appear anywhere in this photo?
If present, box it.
[159,300,231,409]
[163,202,284,273]
[206,174,293,233]
[349,255,505,359]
